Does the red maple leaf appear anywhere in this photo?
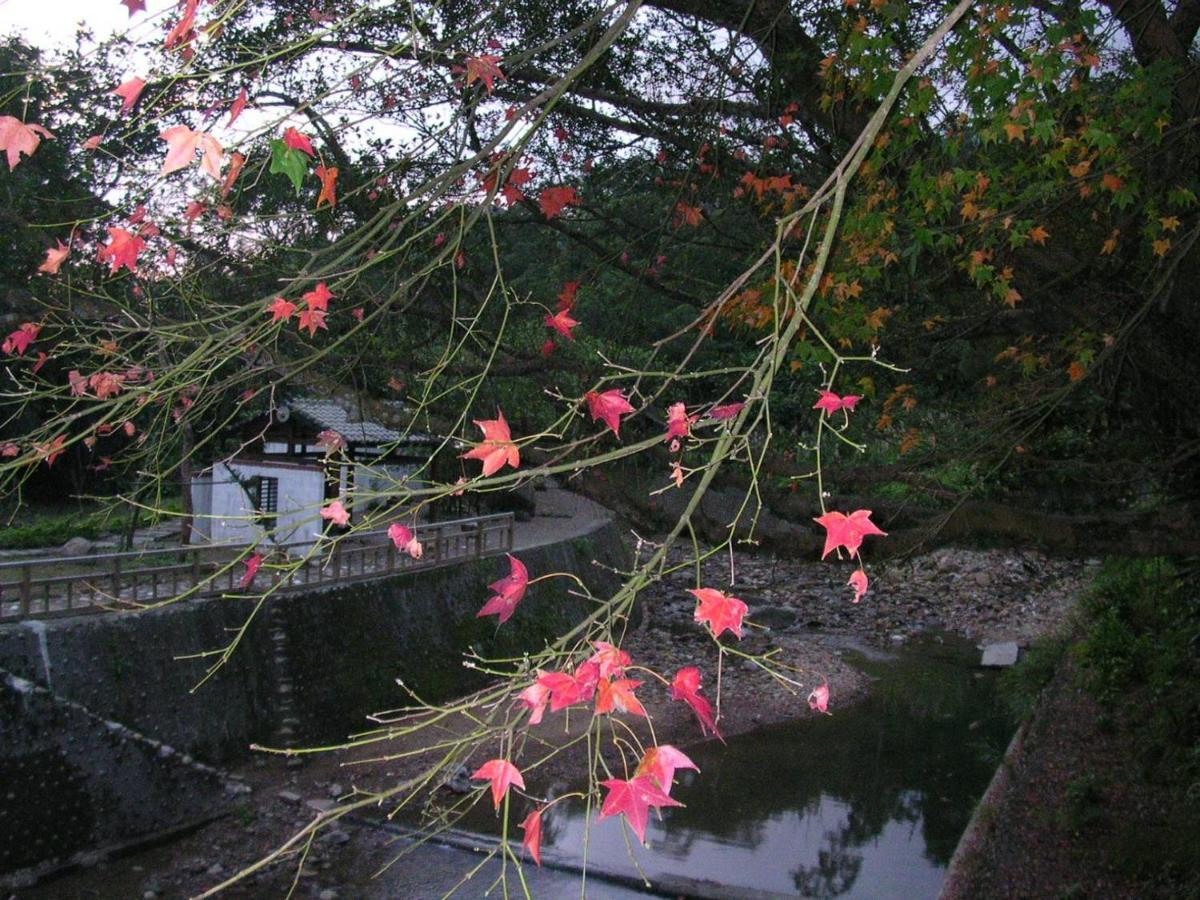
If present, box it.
[302,282,334,311]
[520,808,544,866]
[297,307,327,336]
[461,410,520,476]
[538,185,580,220]
[2,323,40,356]
[813,509,887,559]
[0,116,53,169]
[37,240,70,275]
[476,553,529,624]
[808,682,831,715]
[112,77,146,116]
[98,227,146,274]
[315,165,338,209]
[160,125,224,179]
[636,745,698,794]
[283,126,315,157]
[545,308,579,340]
[471,758,524,810]
[320,499,350,526]
[122,0,147,15]
[690,587,749,639]
[266,297,297,323]
[595,677,647,717]
[228,87,249,127]
[598,776,683,844]
[585,389,635,438]
[239,553,263,590]
[670,666,721,738]
[848,569,869,603]
[464,54,505,93]
[185,200,207,222]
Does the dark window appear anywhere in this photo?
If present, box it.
[251,476,279,530]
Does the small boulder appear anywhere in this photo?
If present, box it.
[59,536,93,557]
[981,641,1020,667]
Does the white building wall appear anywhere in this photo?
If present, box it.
[194,461,327,550]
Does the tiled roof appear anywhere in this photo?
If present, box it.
[283,398,438,445]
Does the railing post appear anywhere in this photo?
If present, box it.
[19,563,31,617]
[112,556,122,602]
[474,521,484,558]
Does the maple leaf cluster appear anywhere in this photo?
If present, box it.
[267,282,336,337]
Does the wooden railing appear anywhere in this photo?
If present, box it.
[0,513,514,623]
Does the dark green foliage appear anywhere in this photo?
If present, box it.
[1076,558,1200,784]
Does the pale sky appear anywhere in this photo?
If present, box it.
[0,0,172,47]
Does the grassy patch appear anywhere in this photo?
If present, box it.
[999,632,1070,722]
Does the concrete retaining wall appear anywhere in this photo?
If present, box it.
[0,671,231,884]
[0,519,628,764]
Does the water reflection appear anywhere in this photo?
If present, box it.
[485,634,1010,898]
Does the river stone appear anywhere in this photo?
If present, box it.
[981,641,1020,667]
[59,536,93,557]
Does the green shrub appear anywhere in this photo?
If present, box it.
[1076,558,1200,783]
[999,633,1070,722]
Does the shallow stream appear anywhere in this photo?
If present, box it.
[459,632,1012,898]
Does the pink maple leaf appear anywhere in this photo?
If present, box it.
[813,390,863,414]
[814,509,887,559]
[159,125,224,179]
[387,523,423,559]
[37,240,70,275]
[476,553,529,624]
[665,402,694,442]
[636,745,699,794]
[595,677,647,718]
[267,297,297,323]
[598,776,683,844]
[97,227,146,274]
[112,77,146,116]
[471,758,524,810]
[585,389,635,438]
[302,282,334,311]
[0,116,53,169]
[670,666,721,738]
[2,323,40,356]
[239,553,264,589]
[808,682,831,715]
[320,499,350,527]
[848,569,869,603]
[460,410,520,476]
[709,401,745,421]
[690,587,749,639]
[545,308,579,340]
[520,808,544,866]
